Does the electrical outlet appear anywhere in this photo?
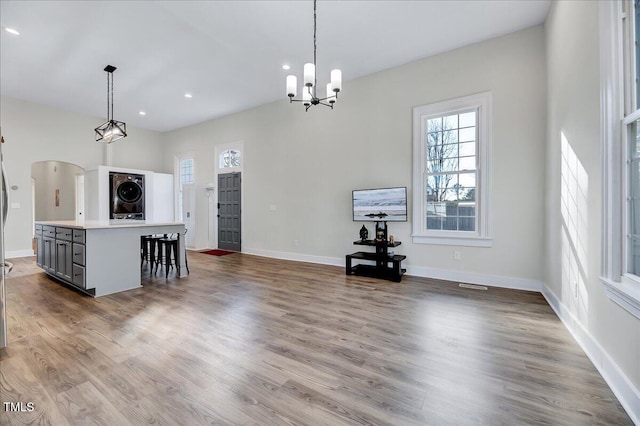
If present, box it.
[453,250,462,261]
[294,239,299,246]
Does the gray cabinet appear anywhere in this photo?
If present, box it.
[42,237,55,273]
[72,231,86,288]
[35,225,87,290]
[42,226,56,273]
[55,240,72,281]
[35,224,43,267]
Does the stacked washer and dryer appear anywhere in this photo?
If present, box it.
[109,172,145,220]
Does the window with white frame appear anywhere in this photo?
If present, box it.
[412,92,492,247]
[600,0,640,318]
[599,0,640,318]
[177,157,194,222]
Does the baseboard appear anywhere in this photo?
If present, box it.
[242,247,543,292]
[542,286,640,425]
[405,265,544,292]
[242,247,344,267]
[5,249,35,259]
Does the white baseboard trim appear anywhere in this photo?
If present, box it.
[5,249,35,259]
[405,265,544,292]
[242,248,344,267]
[241,247,543,292]
[542,286,640,425]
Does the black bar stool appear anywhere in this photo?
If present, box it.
[141,235,162,268]
[154,234,189,278]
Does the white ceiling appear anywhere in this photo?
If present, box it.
[0,0,550,133]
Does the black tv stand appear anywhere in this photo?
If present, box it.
[345,221,406,282]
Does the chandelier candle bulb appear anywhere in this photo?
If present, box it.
[326,83,335,103]
[286,75,297,97]
[302,89,311,106]
[303,63,315,87]
[331,69,342,92]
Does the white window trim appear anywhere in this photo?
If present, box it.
[412,92,492,247]
[599,0,640,319]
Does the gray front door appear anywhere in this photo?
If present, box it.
[218,172,241,251]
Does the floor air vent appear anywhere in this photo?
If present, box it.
[459,283,488,290]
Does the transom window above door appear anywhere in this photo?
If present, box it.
[219,149,241,169]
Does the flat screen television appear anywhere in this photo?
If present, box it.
[352,187,407,221]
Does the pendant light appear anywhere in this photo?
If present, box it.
[286,0,342,111]
[95,65,127,143]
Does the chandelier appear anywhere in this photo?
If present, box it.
[286,0,342,111]
[95,65,127,143]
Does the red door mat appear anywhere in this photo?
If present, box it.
[200,249,236,256]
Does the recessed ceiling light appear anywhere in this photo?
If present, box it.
[282,64,290,70]
[184,93,192,98]
[5,27,20,36]
[138,111,146,116]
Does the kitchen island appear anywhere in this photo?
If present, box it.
[34,220,186,297]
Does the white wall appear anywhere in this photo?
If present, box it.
[31,160,83,221]
[0,97,165,255]
[545,0,640,418]
[162,25,547,285]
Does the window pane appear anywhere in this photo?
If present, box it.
[459,127,476,142]
[459,111,476,128]
[636,0,640,109]
[459,156,475,171]
[443,216,458,230]
[427,175,457,201]
[427,117,442,132]
[629,119,640,274]
[459,217,476,232]
[427,216,443,230]
[443,130,458,144]
[458,204,475,216]
[427,158,458,173]
[443,114,458,129]
[180,158,193,185]
[459,142,476,157]
[459,187,476,202]
[427,131,441,147]
[458,172,476,188]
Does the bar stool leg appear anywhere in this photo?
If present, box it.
[165,241,171,279]
[141,237,148,267]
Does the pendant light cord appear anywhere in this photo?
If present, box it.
[313,0,317,96]
[106,70,115,121]
[110,71,114,121]
[106,71,110,121]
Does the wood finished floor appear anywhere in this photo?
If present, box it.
[0,254,632,425]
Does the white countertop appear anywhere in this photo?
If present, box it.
[35,220,186,230]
